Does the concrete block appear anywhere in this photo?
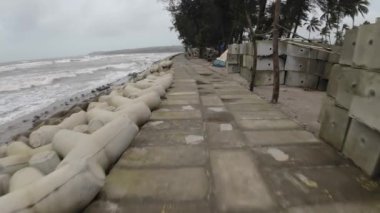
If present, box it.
[352,22,380,69]
[257,40,286,56]
[349,70,380,132]
[285,56,318,72]
[227,54,239,64]
[254,70,285,86]
[285,71,319,89]
[323,62,333,79]
[343,119,380,177]
[339,28,358,66]
[286,43,318,58]
[328,52,340,64]
[326,64,342,98]
[210,150,275,212]
[226,63,240,73]
[240,67,251,82]
[316,49,330,60]
[228,44,239,54]
[319,99,350,150]
[335,66,361,109]
[247,42,254,55]
[239,43,249,55]
[257,57,285,71]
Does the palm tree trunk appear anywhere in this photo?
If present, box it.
[272,0,280,103]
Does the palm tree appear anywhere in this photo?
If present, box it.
[305,17,321,39]
[346,0,369,27]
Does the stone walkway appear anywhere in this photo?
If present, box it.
[85,55,380,213]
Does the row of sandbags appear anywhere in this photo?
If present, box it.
[0,59,173,212]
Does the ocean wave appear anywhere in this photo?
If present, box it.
[0,61,53,73]
[0,62,136,92]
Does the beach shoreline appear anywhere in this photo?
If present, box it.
[0,53,180,144]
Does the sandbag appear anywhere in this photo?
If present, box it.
[9,167,44,192]
[29,151,60,174]
[0,161,105,213]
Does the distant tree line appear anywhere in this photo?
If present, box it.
[162,0,369,54]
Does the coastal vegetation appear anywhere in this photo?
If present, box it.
[163,0,369,53]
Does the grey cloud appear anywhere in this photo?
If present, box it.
[0,0,180,62]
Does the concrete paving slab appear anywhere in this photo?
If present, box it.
[244,130,320,146]
[251,144,349,168]
[236,119,300,130]
[103,167,209,201]
[233,110,287,120]
[151,110,202,120]
[200,95,224,106]
[203,107,234,122]
[262,166,380,208]
[206,122,246,148]
[117,201,211,213]
[132,130,204,147]
[226,103,274,112]
[160,98,200,105]
[215,89,252,95]
[287,202,380,213]
[222,97,267,104]
[141,119,203,133]
[117,146,207,168]
[210,150,275,212]
[166,94,199,100]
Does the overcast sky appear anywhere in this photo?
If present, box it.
[0,0,379,63]
[0,0,181,62]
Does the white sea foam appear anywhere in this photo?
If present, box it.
[0,52,175,127]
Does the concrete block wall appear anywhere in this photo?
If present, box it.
[227,40,335,89]
[319,19,380,177]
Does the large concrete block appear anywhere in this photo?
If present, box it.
[343,119,380,177]
[335,66,361,109]
[286,43,319,59]
[349,70,380,132]
[285,71,319,89]
[226,63,240,73]
[326,64,342,98]
[227,54,238,64]
[228,44,240,54]
[257,40,287,56]
[323,62,333,80]
[339,28,358,66]
[257,57,285,71]
[285,56,326,76]
[240,67,251,82]
[239,43,249,55]
[254,70,285,86]
[319,98,350,150]
[352,22,380,69]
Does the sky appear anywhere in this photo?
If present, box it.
[0,0,379,63]
[0,0,181,62]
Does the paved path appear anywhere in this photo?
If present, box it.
[86,55,380,213]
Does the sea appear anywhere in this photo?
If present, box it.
[0,52,176,143]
